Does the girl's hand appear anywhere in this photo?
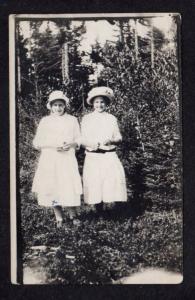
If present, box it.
[63,142,72,151]
[103,139,112,146]
[57,142,69,152]
[103,138,122,146]
[92,142,100,150]
[57,142,78,152]
[67,142,78,149]
[57,146,65,152]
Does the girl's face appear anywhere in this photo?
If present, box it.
[51,100,66,116]
[93,96,107,113]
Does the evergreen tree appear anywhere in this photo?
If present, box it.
[91,27,181,210]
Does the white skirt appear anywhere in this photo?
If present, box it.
[83,152,127,204]
[32,149,82,207]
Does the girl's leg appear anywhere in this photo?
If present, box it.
[53,205,63,228]
[66,207,75,220]
[103,202,114,210]
[96,202,103,214]
[66,207,80,225]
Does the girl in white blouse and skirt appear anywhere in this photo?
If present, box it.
[32,90,82,228]
[81,86,127,207]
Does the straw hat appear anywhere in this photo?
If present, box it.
[86,86,114,105]
[46,90,69,110]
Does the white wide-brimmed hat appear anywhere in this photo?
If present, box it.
[86,86,114,105]
[46,90,69,109]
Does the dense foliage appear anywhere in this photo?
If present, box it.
[96,41,181,211]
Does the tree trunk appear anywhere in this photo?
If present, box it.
[62,42,69,85]
[151,24,154,68]
[134,19,138,61]
[35,74,39,101]
[119,20,124,44]
[16,22,21,94]
[34,63,39,100]
[136,113,145,153]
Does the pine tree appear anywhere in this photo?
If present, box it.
[90,21,181,211]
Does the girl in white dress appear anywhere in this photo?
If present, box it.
[32,90,82,228]
[81,86,127,207]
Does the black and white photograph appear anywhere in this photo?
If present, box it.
[10,13,182,284]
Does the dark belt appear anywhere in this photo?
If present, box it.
[86,148,116,154]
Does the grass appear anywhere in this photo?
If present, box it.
[21,190,182,284]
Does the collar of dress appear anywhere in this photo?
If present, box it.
[92,111,107,116]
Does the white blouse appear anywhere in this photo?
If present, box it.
[33,114,80,150]
[81,111,122,151]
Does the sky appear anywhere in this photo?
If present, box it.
[20,15,176,53]
[80,16,175,51]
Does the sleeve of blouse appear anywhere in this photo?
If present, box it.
[80,116,87,145]
[112,117,122,142]
[73,118,81,148]
[32,118,46,149]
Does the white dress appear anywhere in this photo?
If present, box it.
[81,111,127,204]
[32,114,82,207]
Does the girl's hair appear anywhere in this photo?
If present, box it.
[91,95,110,106]
[50,99,66,106]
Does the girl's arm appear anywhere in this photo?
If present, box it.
[33,118,58,150]
[103,117,122,146]
[73,118,81,150]
[33,119,45,150]
[57,118,81,152]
